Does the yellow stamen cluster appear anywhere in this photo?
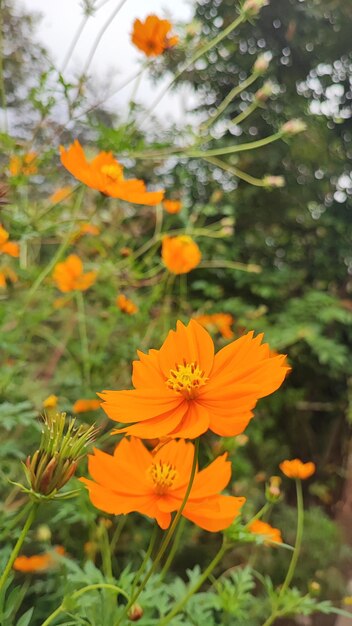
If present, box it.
[101,163,124,182]
[166,360,208,399]
[148,460,178,495]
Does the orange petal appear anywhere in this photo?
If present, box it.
[158,319,215,378]
[132,348,165,388]
[183,495,246,532]
[112,403,188,438]
[100,387,184,423]
[190,454,231,498]
[168,400,210,439]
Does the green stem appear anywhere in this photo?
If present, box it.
[201,72,260,132]
[130,526,158,598]
[139,13,246,127]
[159,540,228,626]
[160,517,186,580]
[110,516,127,555]
[187,131,284,158]
[41,583,130,626]
[153,202,163,239]
[244,502,271,528]
[231,99,259,126]
[279,479,304,596]
[76,290,91,388]
[0,502,39,594]
[116,439,200,625]
[204,155,267,187]
[82,0,129,75]
[0,0,8,133]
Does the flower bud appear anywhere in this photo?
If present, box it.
[128,604,144,621]
[262,175,285,188]
[253,52,271,74]
[23,412,98,498]
[242,0,269,17]
[36,524,52,542]
[255,81,275,102]
[280,119,307,135]
[266,475,282,503]
[308,581,321,597]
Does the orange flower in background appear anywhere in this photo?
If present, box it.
[73,398,101,413]
[249,519,283,544]
[116,294,138,315]
[9,152,37,177]
[163,199,182,214]
[280,459,316,480]
[100,319,290,439]
[0,266,17,288]
[60,141,164,206]
[43,395,58,409]
[53,254,97,293]
[0,226,19,257]
[13,547,65,573]
[49,186,73,204]
[81,437,245,531]
[161,235,201,275]
[131,15,179,57]
[195,313,234,339]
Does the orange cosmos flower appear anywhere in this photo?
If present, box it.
[53,254,97,293]
[49,186,73,204]
[100,319,290,439]
[9,152,38,177]
[13,547,65,573]
[116,294,138,315]
[279,459,316,480]
[163,199,182,214]
[0,225,19,258]
[60,140,164,206]
[43,394,58,409]
[249,519,283,544]
[73,398,101,413]
[81,437,245,531]
[131,15,179,57]
[195,313,234,339]
[161,235,201,275]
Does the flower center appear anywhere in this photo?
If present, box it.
[148,460,178,495]
[166,360,208,399]
[101,163,124,182]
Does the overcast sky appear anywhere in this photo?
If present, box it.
[19,0,196,122]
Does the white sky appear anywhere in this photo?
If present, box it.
[19,0,197,123]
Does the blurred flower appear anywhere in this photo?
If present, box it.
[243,0,269,17]
[24,412,98,497]
[279,458,316,480]
[120,246,132,257]
[253,52,271,74]
[131,15,179,57]
[116,294,138,315]
[81,437,245,531]
[266,475,282,502]
[42,395,58,409]
[36,524,52,542]
[13,546,65,572]
[73,398,101,413]
[195,313,234,339]
[163,199,182,214]
[60,140,164,206]
[280,119,307,135]
[49,186,72,204]
[128,604,144,622]
[262,175,285,189]
[9,152,37,177]
[0,266,17,288]
[161,235,201,274]
[0,225,19,257]
[76,222,100,237]
[249,519,283,544]
[53,254,97,293]
[255,81,275,102]
[100,319,290,439]
[308,581,321,597]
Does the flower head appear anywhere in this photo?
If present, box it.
[195,313,234,339]
[161,235,201,275]
[81,437,245,531]
[60,141,164,206]
[249,519,282,544]
[43,395,59,409]
[53,254,97,293]
[279,458,316,480]
[280,119,307,136]
[163,199,182,214]
[131,15,179,57]
[116,294,138,315]
[9,152,37,177]
[13,547,65,573]
[0,225,19,257]
[73,399,101,413]
[49,186,73,204]
[100,319,290,439]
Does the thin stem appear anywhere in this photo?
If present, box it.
[82,0,128,75]
[201,72,259,132]
[204,155,267,187]
[130,526,158,598]
[244,502,271,528]
[116,439,200,625]
[0,502,39,594]
[139,13,246,127]
[231,99,259,126]
[41,583,130,626]
[61,14,90,73]
[187,131,284,158]
[76,291,91,388]
[199,259,261,273]
[160,517,186,580]
[153,202,163,239]
[159,540,228,626]
[110,516,126,555]
[279,479,304,596]
[0,0,8,133]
